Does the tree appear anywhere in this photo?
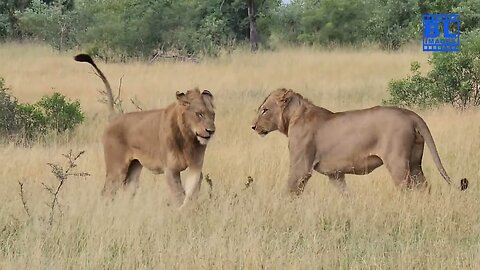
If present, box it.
[247,0,259,51]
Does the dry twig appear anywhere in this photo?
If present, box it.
[42,150,90,225]
[17,180,30,218]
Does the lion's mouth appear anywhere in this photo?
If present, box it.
[258,130,269,137]
[195,133,211,145]
[196,133,211,139]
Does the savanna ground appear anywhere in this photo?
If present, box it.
[1,44,480,269]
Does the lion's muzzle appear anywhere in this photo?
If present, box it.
[196,128,215,145]
[251,125,269,137]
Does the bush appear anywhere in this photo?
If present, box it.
[385,62,437,108]
[17,0,79,51]
[0,78,84,143]
[385,30,480,109]
[295,0,369,45]
[0,78,19,136]
[36,93,84,133]
[367,0,420,50]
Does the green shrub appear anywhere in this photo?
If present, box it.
[0,78,19,136]
[385,30,480,109]
[386,62,437,108]
[16,103,48,140]
[36,93,84,133]
[297,0,369,45]
[0,78,84,143]
[17,0,79,51]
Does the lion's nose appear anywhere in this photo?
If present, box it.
[251,125,256,130]
[206,128,215,135]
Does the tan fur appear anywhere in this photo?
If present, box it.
[75,54,216,206]
[252,88,468,194]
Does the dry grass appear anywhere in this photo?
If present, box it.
[1,43,479,269]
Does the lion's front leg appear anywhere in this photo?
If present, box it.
[181,167,203,207]
[165,169,186,206]
[287,144,315,196]
[287,166,313,196]
[285,131,317,196]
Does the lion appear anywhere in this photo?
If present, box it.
[251,88,468,194]
[74,54,216,207]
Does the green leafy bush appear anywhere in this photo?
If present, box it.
[36,93,84,133]
[367,0,420,50]
[17,0,79,51]
[385,62,436,108]
[0,78,84,143]
[385,30,480,109]
[299,0,369,45]
[0,78,18,136]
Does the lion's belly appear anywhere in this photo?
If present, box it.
[131,149,166,174]
[315,155,383,175]
[137,159,165,175]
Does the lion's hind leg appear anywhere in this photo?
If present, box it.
[328,173,348,194]
[124,159,143,195]
[102,141,130,196]
[383,130,417,190]
[408,136,430,192]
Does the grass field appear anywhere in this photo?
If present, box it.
[1,43,479,269]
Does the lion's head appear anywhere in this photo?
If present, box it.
[251,88,296,136]
[176,88,215,145]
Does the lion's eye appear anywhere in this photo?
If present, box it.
[261,108,268,115]
[196,112,204,118]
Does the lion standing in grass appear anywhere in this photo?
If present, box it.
[75,54,216,207]
[252,88,468,194]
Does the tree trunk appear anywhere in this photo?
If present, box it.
[247,0,258,52]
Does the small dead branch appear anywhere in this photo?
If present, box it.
[18,180,30,218]
[42,150,90,225]
[95,74,145,112]
[130,96,144,111]
[149,50,199,63]
[244,176,254,190]
[205,174,213,199]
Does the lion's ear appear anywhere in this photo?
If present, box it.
[279,89,295,105]
[176,91,190,106]
[202,90,212,97]
[202,89,214,109]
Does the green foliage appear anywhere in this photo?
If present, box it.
[17,0,79,51]
[36,92,84,133]
[367,0,420,50]
[453,0,480,33]
[298,0,369,45]
[0,12,10,39]
[385,31,480,109]
[15,103,48,140]
[270,1,302,44]
[2,0,480,57]
[0,78,18,136]
[0,78,84,143]
[385,62,436,108]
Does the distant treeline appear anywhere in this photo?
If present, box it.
[0,0,479,59]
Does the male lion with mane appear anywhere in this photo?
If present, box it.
[252,88,468,194]
[75,54,215,207]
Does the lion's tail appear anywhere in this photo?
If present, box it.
[74,54,115,117]
[412,113,468,191]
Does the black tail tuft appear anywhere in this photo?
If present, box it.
[460,178,469,191]
[74,54,94,64]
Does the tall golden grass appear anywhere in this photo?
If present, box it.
[1,43,479,269]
